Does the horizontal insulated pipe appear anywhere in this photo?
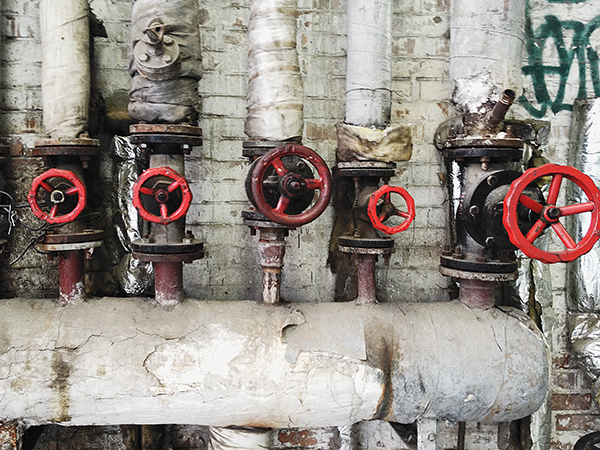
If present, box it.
[0,299,547,426]
[40,0,90,138]
[345,0,392,129]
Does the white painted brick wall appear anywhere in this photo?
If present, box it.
[1,0,599,447]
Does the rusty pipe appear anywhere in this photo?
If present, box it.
[485,89,516,132]
[58,250,85,305]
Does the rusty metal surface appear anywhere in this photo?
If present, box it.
[38,239,103,253]
[439,265,518,282]
[44,230,104,244]
[444,135,523,149]
[58,250,85,305]
[132,250,204,263]
[355,254,377,305]
[130,123,202,136]
[0,423,22,450]
[154,262,184,306]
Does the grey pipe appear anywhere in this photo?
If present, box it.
[0,298,547,427]
[345,0,392,129]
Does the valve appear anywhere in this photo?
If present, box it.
[250,144,332,227]
[28,168,87,224]
[367,185,415,235]
[503,163,600,263]
[132,167,193,225]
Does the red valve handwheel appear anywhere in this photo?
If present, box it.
[28,168,87,224]
[250,144,332,227]
[132,167,193,224]
[503,163,600,263]
[367,185,415,234]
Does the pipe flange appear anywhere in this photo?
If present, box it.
[132,250,204,263]
[130,124,202,136]
[338,161,396,178]
[439,265,518,282]
[440,254,517,274]
[242,210,292,230]
[43,230,104,244]
[242,141,298,159]
[130,124,203,154]
[339,236,394,255]
[38,239,103,253]
[131,239,204,255]
[445,136,523,149]
[133,35,181,81]
[33,138,101,158]
[443,147,523,162]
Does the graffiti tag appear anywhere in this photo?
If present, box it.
[520,13,600,118]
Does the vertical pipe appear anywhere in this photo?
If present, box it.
[246,0,303,142]
[39,0,90,138]
[58,250,85,305]
[154,262,184,307]
[449,0,526,109]
[356,254,377,305]
[258,229,286,304]
[345,0,392,129]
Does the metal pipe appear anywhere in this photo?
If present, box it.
[0,299,547,427]
[345,0,392,129]
[154,262,184,306]
[449,0,526,111]
[245,0,303,141]
[58,250,85,305]
[39,0,90,138]
[356,254,377,305]
[485,89,516,132]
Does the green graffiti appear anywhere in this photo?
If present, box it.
[520,12,600,118]
[548,0,588,3]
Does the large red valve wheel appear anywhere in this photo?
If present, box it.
[132,167,193,224]
[250,144,332,227]
[28,168,87,224]
[367,185,415,235]
[503,164,600,264]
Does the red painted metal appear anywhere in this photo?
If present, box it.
[250,144,332,227]
[503,163,600,263]
[132,167,193,225]
[367,185,415,235]
[154,261,184,305]
[28,168,87,224]
[58,250,85,305]
[356,254,377,305]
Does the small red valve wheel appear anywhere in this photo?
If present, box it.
[250,144,332,227]
[28,168,87,224]
[367,185,416,234]
[132,167,193,224]
[503,164,600,263]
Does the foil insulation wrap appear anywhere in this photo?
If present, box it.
[568,98,600,379]
[112,136,154,295]
[129,0,202,123]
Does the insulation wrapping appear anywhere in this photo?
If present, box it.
[208,427,271,450]
[245,0,303,141]
[345,0,392,129]
[449,0,526,110]
[0,299,547,426]
[40,0,90,138]
[567,98,600,379]
[129,0,202,123]
[112,136,154,295]
[336,123,412,162]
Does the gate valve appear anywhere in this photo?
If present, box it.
[132,167,193,225]
[367,185,416,235]
[250,144,332,227]
[503,163,600,263]
[28,168,87,224]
